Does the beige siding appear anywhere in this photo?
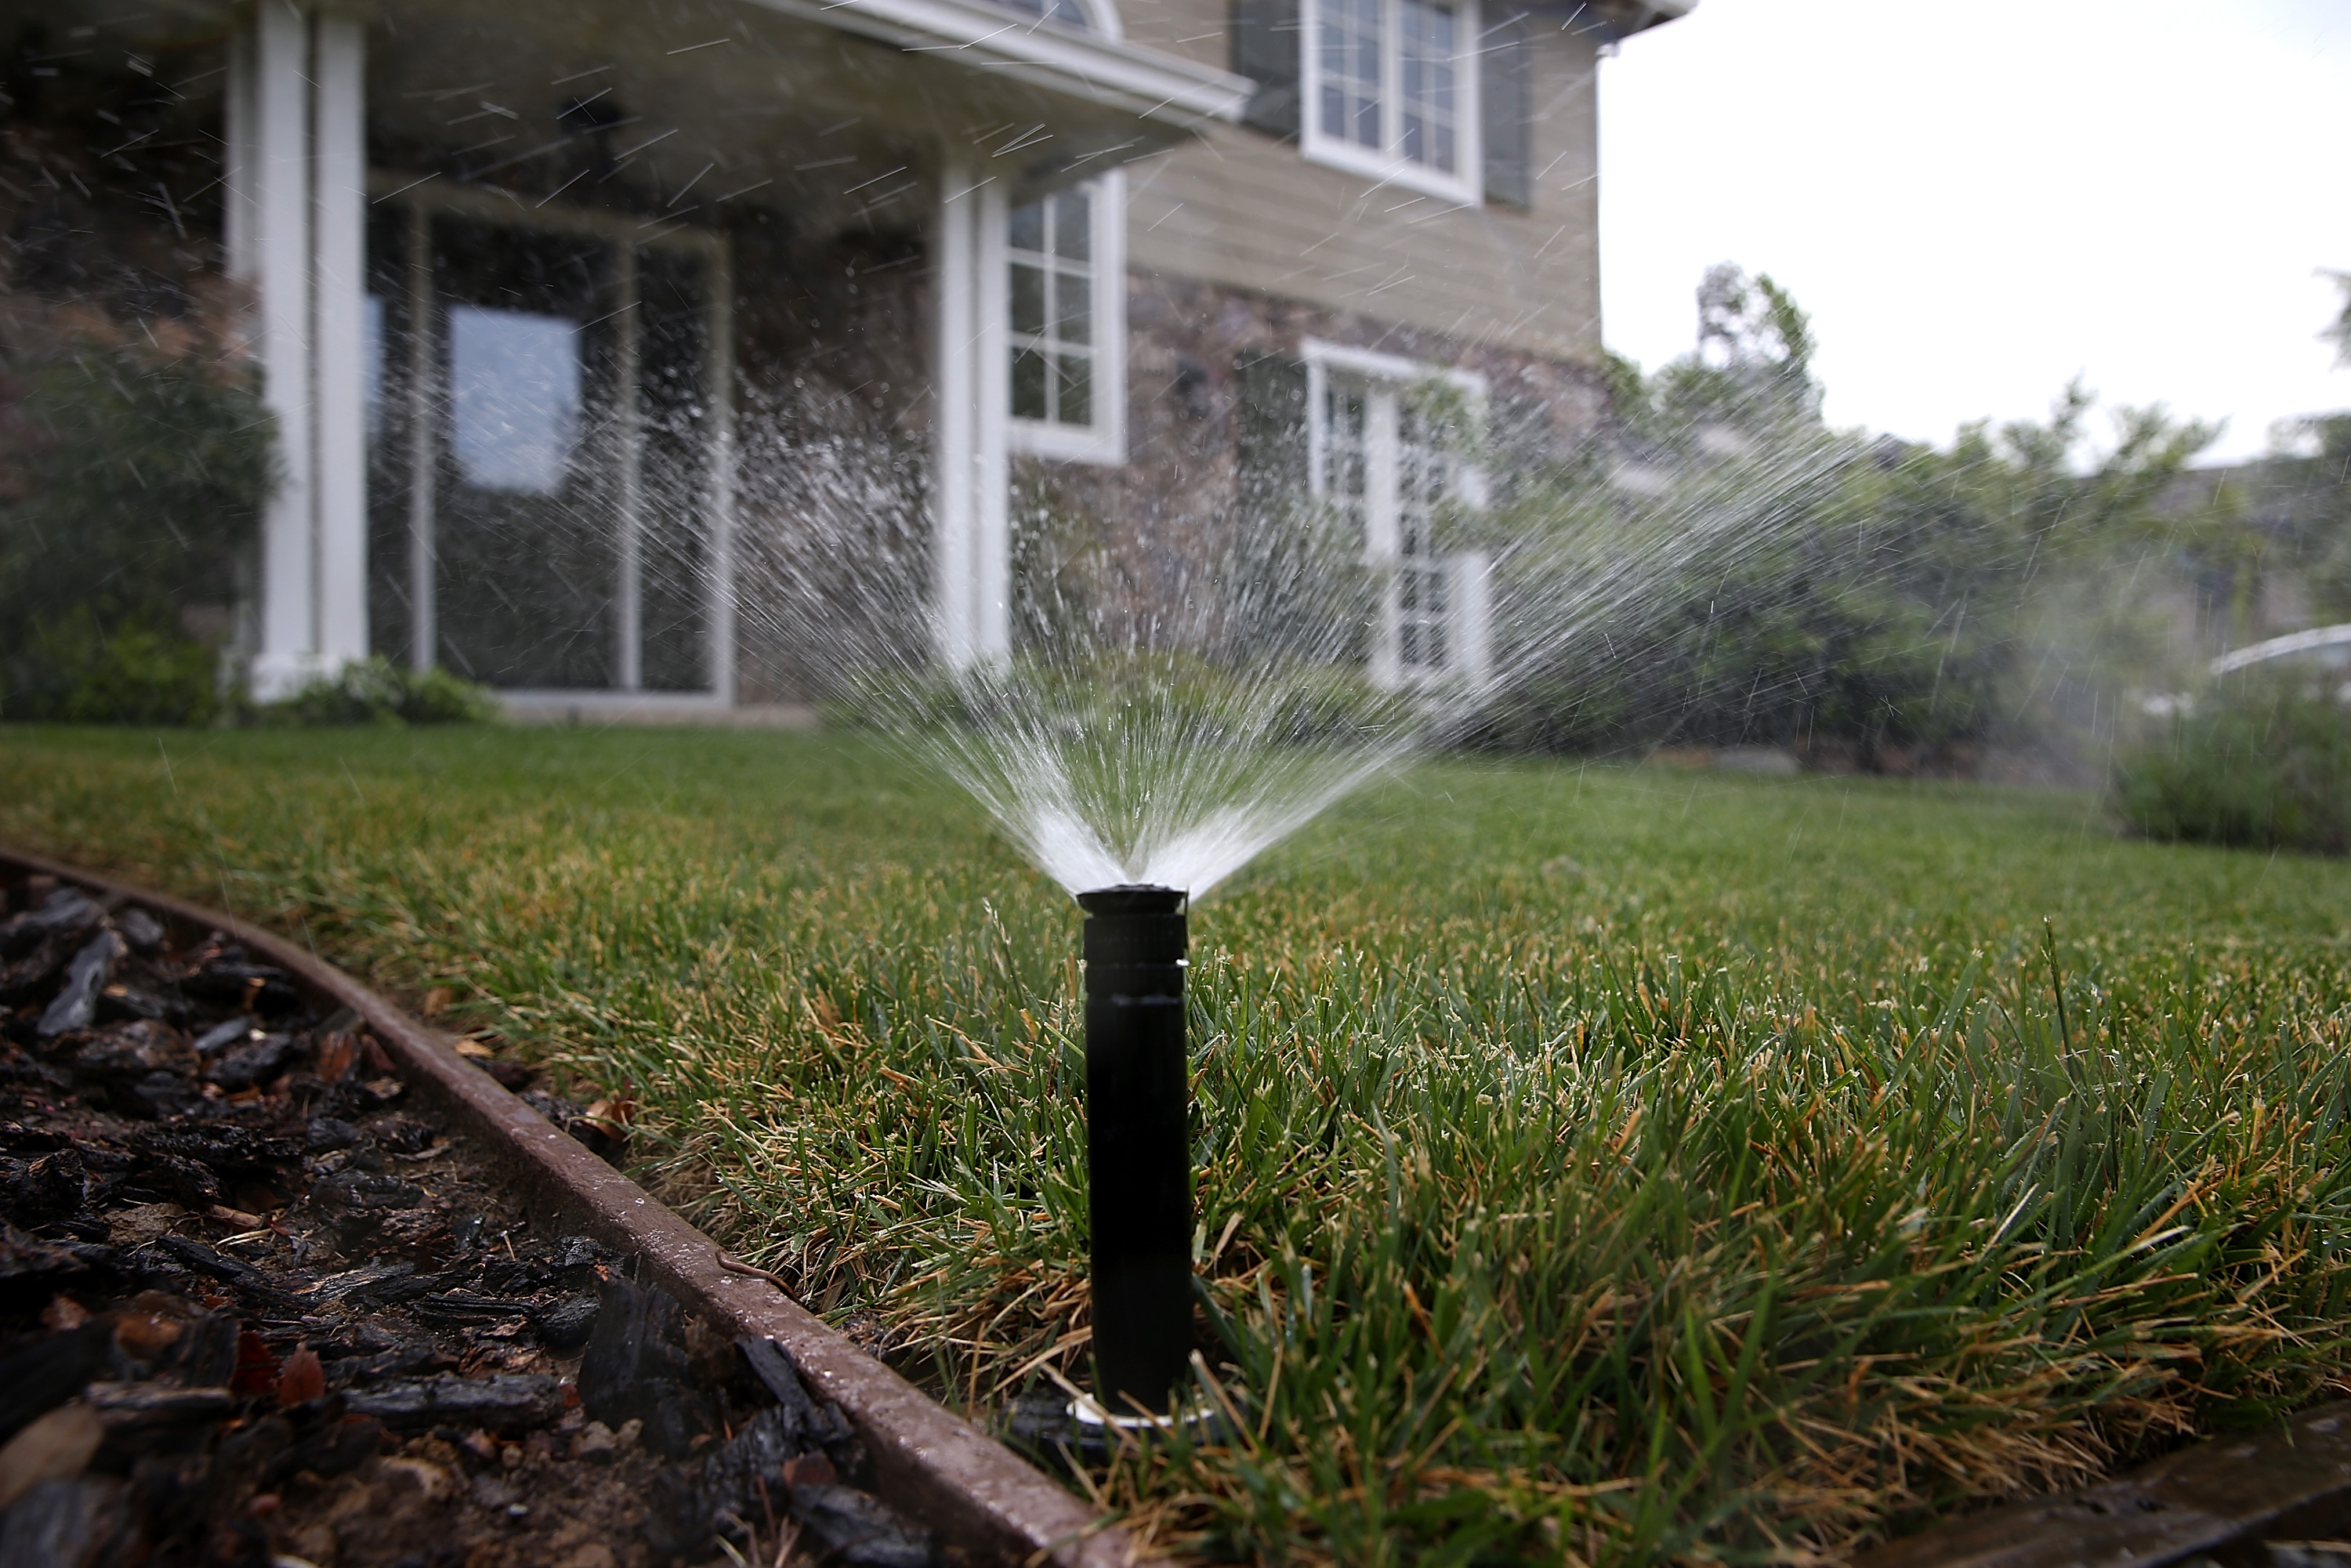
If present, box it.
[1118,0,1604,365]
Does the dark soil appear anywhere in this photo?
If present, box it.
[0,867,939,1568]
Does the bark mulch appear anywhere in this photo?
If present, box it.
[0,868,938,1568]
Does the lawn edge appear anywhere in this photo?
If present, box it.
[1,843,1145,1568]
[1853,1398,2351,1568]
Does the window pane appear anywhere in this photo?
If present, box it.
[1011,263,1046,335]
[363,292,386,444]
[1320,0,1382,148]
[1010,179,1103,431]
[1009,198,1045,255]
[1052,190,1091,263]
[1320,383,1370,543]
[1012,347,1049,420]
[1400,0,1457,172]
[447,304,581,495]
[1057,350,1092,426]
[1054,269,1092,345]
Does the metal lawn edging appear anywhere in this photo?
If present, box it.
[1856,1397,2351,1567]
[0,846,1142,1568]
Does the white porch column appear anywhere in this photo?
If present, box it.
[1452,549,1493,690]
[249,0,315,696]
[931,160,980,668]
[929,156,1012,670]
[313,9,370,669]
[973,176,1011,662]
[241,0,371,699]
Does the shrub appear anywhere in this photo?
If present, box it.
[2112,671,2351,855]
[258,658,498,727]
[0,609,222,726]
[0,340,274,723]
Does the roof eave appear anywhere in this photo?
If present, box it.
[744,0,1253,127]
[1556,0,1694,42]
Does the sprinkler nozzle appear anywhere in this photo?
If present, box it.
[1077,884,1191,1416]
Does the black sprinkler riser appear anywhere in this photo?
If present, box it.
[1077,883,1192,1416]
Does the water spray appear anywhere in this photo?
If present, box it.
[1076,884,1192,1418]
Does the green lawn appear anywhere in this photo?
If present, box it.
[6,724,2351,1565]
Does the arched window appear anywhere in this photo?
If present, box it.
[989,0,1102,31]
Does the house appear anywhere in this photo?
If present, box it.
[3,0,1688,715]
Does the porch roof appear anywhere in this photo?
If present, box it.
[353,0,1250,241]
[69,0,1248,238]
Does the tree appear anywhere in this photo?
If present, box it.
[1475,270,2219,767]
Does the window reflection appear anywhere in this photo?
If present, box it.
[447,304,581,496]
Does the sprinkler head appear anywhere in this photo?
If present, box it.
[1077,883,1191,1416]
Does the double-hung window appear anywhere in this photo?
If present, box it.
[1302,339,1491,688]
[1003,171,1126,464]
[1302,0,1479,204]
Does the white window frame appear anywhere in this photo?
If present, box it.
[1298,0,1481,206]
[1000,168,1127,466]
[1302,337,1490,688]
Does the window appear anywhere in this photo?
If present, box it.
[1304,339,1490,687]
[1004,172,1125,464]
[1301,0,1479,203]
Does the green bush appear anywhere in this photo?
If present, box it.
[0,340,274,723]
[258,658,498,727]
[0,609,222,725]
[2113,672,2351,855]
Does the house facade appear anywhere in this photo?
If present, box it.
[3,0,1686,713]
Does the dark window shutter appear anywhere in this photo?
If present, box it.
[1481,10,1532,208]
[1232,0,1302,139]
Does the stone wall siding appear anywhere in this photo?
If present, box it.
[1005,268,1610,655]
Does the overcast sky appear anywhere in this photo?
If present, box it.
[1597,0,2351,465]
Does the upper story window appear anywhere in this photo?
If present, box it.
[1302,0,1479,203]
[1004,172,1126,465]
[1235,0,1529,208]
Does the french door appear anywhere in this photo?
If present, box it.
[1315,373,1458,686]
[365,182,734,696]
